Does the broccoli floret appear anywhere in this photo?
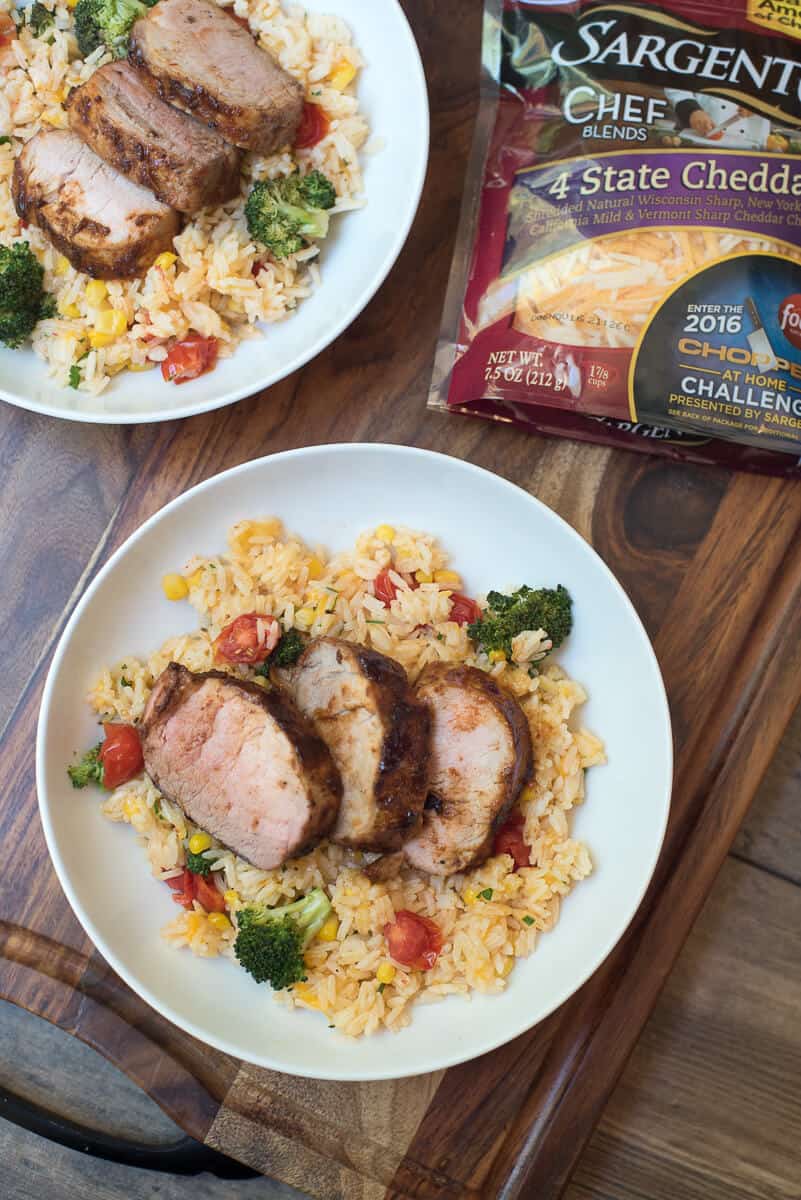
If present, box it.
[0,242,55,348]
[234,888,332,990]
[185,848,212,876]
[67,744,104,789]
[256,628,306,677]
[467,585,573,660]
[296,170,336,211]
[245,170,337,260]
[28,2,55,37]
[73,0,154,59]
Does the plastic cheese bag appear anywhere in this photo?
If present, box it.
[430,0,801,475]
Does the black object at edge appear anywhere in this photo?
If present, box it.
[0,1086,258,1179]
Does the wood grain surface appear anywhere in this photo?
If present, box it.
[1,2,801,1197]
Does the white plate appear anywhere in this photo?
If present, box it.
[37,444,672,1081]
[0,1,428,424]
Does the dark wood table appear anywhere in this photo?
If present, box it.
[2,3,801,1196]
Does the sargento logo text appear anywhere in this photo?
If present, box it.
[552,17,801,102]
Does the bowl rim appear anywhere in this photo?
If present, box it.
[36,443,674,1080]
[0,0,430,425]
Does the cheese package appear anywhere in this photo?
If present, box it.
[431,0,801,472]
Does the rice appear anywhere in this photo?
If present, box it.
[88,519,606,1037]
[0,0,369,395]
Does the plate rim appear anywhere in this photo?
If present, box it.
[36,443,674,1081]
[0,0,430,425]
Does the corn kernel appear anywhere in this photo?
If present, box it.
[463,888,478,906]
[93,308,127,336]
[162,573,189,601]
[85,280,107,305]
[501,957,515,978]
[434,570,461,586]
[414,570,433,584]
[314,592,332,621]
[208,912,232,932]
[154,251,177,270]
[296,606,316,628]
[188,832,212,854]
[307,556,324,580]
[42,108,67,128]
[122,798,138,821]
[329,58,357,91]
[375,524,395,544]
[293,983,321,1010]
[223,890,239,908]
[128,362,155,372]
[54,255,70,276]
[488,650,507,664]
[66,0,78,8]
[335,571,360,598]
[58,301,81,319]
[376,962,396,985]
[186,912,205,937]
[317,915,339,942]
[88,332,114,348]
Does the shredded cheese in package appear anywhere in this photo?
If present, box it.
[432,0,801,473]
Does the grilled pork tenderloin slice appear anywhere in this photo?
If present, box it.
[129,0,304,154]
[12,130,179,279]
[66,61,242,213]
[274,638,431,852]
[403,664,533,876]
[140,663,342,870]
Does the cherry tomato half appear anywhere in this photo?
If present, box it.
[166,870,196,910]
[449,594,482,626]
[194,875,226,913]
[373,567,398,606]
[295,101,330,149]
[493,809,531,870]
[161,335,218,385]
[384,910,443,971]
[99,723,143,789]
[0,12,17,47]
[213,612,281,664]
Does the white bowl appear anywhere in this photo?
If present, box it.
[0,1,428,424]
[37,445,672,1080]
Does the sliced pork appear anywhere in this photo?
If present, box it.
[274,638,431,851]
[404,665,533,876]
[140,663,341,870]
[12,130,179,279]
[65,62,242,213]
[129,0,304,154]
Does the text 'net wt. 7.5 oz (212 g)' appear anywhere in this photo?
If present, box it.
[431,0,801,475]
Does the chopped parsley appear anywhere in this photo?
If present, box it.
[68,364,81,389]
[377,982,386,993]
[522,915,535,927]
[479,888,493,901]
[0,137,11,146]
[152,798,163,820]
[120,676,132,687]
[28,2,54,36]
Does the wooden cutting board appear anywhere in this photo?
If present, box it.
[2,3,801,1197]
